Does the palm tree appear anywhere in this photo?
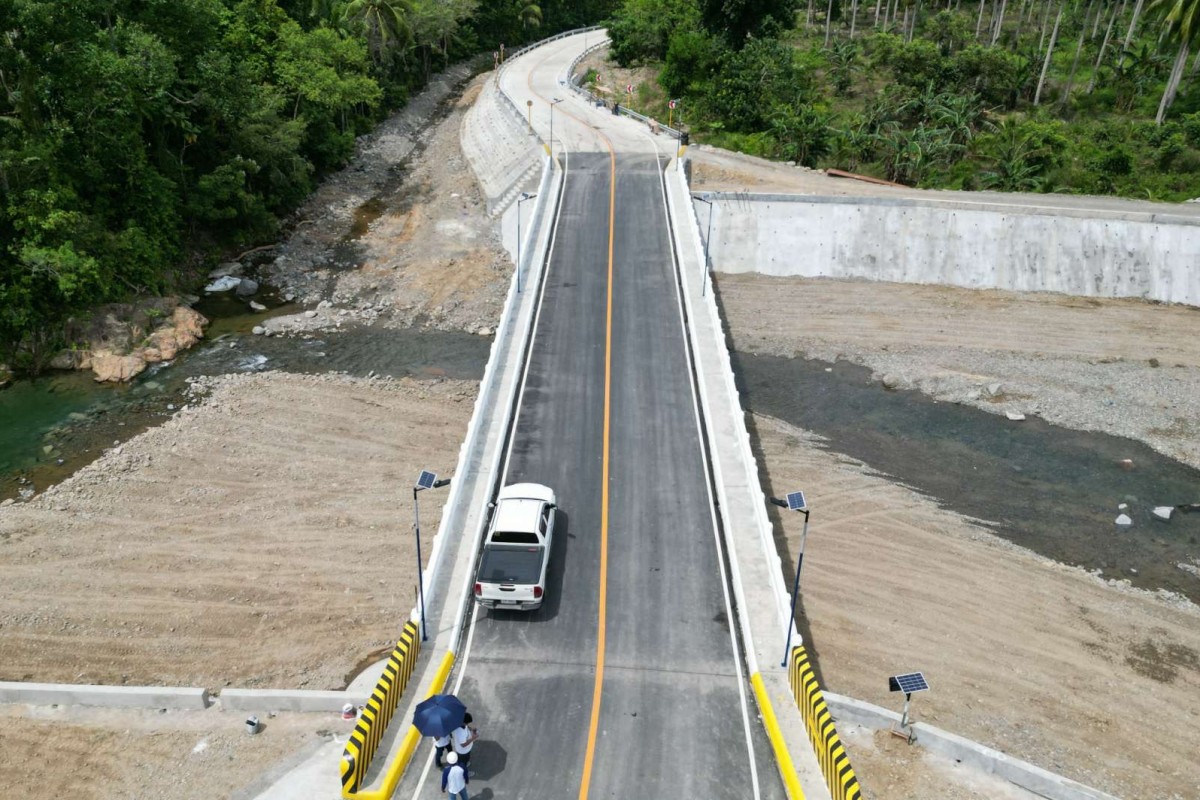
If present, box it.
[1119,0,1147,66]
[517,0,542,29]
[1062,0,1099,105]
[1034,3,1064,104]
[343,0,414,64]
[1150,0,1200,122]
[979,120,1048,191]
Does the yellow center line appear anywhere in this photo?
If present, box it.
[578,134,617,800]
[514,39,617,798]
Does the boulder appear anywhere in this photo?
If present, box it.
[249,301,267,312]
[1115,513,1133,527]
[205,276,242,293]
[91,351,148,383]
[1005,411,1026,421]
[208,262,243,280]
[235,278,259,297]
[1153,506,1174,521]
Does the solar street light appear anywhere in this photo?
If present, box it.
[413,470,452,641]
[770,491,809,666]
[548,97,564,163]
[888,671,929,743]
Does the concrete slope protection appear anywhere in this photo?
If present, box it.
[396,144,781,800]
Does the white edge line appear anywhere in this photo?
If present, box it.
[647,130,761,800]
[408,143,571,800]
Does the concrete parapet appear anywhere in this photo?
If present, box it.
[218,689,368,713]
[824,693,1119,800]
[702,191,1200,306]
[0,681,209,709]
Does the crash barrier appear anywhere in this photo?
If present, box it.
[565,37,683,141]
[340,621,421,796]
[789,647,862,800]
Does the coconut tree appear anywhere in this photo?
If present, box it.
[517,0,542,29]
[1062,0,1099,104]
[1119,0,1147,65]
[1151,0,1200,122]
[343,0,414,64]
[1034,3,1064,104]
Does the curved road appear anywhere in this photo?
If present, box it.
[398,33,784,799]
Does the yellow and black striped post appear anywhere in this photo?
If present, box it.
[788,646,862,800]
[340,621,422,796]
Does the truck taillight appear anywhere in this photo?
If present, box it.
[474,583,482,596]
[533,586,543,599]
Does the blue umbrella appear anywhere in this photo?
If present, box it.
[412,693,467,738]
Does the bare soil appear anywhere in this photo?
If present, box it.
[724,278,1200,799]
[0,372,474,690]
[0,704,341,800]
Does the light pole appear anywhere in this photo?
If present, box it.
[548,97,564,164]
[692,194,715,297]
[770,491,810,667]
[516,191,536,294]
[413,470,451,641]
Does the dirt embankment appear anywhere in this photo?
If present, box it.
[721,275,1200,799]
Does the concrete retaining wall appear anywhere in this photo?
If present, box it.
[704,193,1200,306]
[824,693,1118,800]
[218,689,367,713]
[0,681,209,709]
[460,72,541,214]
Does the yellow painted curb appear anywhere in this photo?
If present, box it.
[348,651,457,799]
[751,671,806,800]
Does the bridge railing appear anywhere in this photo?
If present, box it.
[563,36,684,140]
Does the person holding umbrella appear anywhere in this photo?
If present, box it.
[412,694,467,769]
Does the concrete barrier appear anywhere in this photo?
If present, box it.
[788,648,862,800]
[340,621,420,796]
[218,689,367,713]
[702,192,1200,306]
[824,693,1119,800]
[0,681,209,709]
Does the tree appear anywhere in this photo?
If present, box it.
[977,118,1051,189]
[770,104,832,165]
[700,0,799,46]
[1150,0,1200,122]
[342,0,414,64]
[1034,3,1064,104]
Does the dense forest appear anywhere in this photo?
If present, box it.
[0,0,614,373]
[606,0,1200,197]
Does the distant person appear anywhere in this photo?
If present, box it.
[441,751,469,800]
[451,712,480,768]
[433,731,451,768]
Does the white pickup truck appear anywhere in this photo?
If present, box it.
[473,483,557,611]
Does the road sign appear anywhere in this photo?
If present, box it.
[625,83,633,94]
[668,99,677,109]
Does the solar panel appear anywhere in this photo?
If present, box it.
[786,491,807,511]
[889,672,929,694]
[416,470,437,490]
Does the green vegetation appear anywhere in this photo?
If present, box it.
[0,0,614,373]
[609,0,1200,198]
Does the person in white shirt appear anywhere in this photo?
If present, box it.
[433,732,451,768]
[451,712,479,768]
[440,751,469,800]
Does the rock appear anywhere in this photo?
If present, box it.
[205,276,242,293]
[284,293,295,302]
[477,327,493,336]
[881,374,901,390]
[91,351,148,383]
[235,278,259,297]
[208,262,243,280]
[1153,506,1174,521]
[1118,503,1129,510]
[304,310,318,319]
[0,498,13,507]
[249,301,267,312]
[986,382,1003,397]
[1005,411,1026,421]
[252,326,266,336]
[1115,513,1133,527]
[1129,568,1138,575]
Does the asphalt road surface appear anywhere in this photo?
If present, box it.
[396,141,784,797]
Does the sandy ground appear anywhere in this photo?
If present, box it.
[0,372,474,690]
[722,278,1200,799]
[718,275,1200,471]
[0,704,343,800]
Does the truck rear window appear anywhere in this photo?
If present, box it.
[478,545,544,584]
[493,531,539,544]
